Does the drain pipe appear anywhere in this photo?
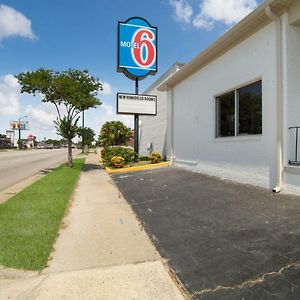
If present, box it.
[265,6,283,193]
[169,86,175,165]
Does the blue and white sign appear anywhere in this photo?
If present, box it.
[117,17,157,80]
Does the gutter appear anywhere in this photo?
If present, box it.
[265,6,284,193]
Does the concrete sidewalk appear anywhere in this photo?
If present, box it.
[0,154,184,299]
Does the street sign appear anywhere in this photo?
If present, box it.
[117,93,157,115]
[10,121,29,130]
[117,17,157,80]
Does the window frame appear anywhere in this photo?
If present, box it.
[215,79,262,139]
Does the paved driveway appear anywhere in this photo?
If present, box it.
[111,167,300,299]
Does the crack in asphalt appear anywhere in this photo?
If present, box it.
[191,261,300,298]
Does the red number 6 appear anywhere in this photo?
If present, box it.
[132,29,156,68]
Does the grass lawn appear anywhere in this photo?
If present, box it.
[0,158,85,270]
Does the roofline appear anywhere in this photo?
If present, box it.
[158,0,294,91]
[143,62,184,94]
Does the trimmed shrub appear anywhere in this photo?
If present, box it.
[150,151,161,164]
[101,146,134,167]
[139,155,150,162]
[111,156,125,168]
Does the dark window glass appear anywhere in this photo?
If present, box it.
[216,91,235,137]
[238,81,262,135]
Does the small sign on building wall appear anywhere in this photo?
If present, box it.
[117,93,157,115]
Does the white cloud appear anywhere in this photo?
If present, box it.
[193,0,258,29]
[25,103,58,139]
[169,0,193,24]
[25,103,57,131]
[101,81,113,96]
[192,15,213,30]
[98,103,133,130]
[25,101,133,140]
[169,0,258,30]
[0,74,20,116]
[0,4,36,41]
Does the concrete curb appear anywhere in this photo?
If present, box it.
[106,161,170,174]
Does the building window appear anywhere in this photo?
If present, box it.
[216,91,235,137]
[216,80,262,138]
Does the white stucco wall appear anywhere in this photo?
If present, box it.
[283,3,300,193]
[171,23,278,189]
[139,64,182,158]
[139,88,168,157]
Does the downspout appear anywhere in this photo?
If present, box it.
[169,86,175,165]
[265,6,284,193]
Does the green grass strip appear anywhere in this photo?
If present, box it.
[0,158,85,270]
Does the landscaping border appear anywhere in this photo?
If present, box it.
[106,161,170,174]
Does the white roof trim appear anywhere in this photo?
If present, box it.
[143,62,184,94]
[158,0,294,91]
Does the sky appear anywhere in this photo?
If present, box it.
[0,0,263,141]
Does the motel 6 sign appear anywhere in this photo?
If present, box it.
[117,17,157,80]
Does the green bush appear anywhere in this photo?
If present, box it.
[139,155,150,161]
[111,156,125,168]
[150,151,161,164]
[101,146,134,167]
[99,121,131,147]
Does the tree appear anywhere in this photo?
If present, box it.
[77,127,95,148]
[45,138,65,147]
[16,69,102,167]
[99,121,130,147]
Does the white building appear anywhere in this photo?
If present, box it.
[157,0,300,194]
[139,62,183,157]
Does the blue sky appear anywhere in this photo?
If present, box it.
[0,0,263,140]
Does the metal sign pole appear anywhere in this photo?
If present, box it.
[82,110,85,153]
[134,78,139,163]
[18,128,21,149]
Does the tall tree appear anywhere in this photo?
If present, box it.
[77,127,95,148]
[16,69,102,167]
[99,121,130,147]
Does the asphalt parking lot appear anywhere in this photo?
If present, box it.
[111,166,300,299]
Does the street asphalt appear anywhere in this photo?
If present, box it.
[0,149,79,192]
[112,166,300,300]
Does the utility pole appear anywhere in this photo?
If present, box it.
[82,110,85,153]
[18,115,27,149]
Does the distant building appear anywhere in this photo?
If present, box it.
[0,137,12,149]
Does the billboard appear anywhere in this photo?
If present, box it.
[117,17,157,80]
[6,130,14,143]
[117,93,157,115]
[10,121,29,130]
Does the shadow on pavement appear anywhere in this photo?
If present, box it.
[82,163,102,172]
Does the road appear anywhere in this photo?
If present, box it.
[0,149,80,192]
